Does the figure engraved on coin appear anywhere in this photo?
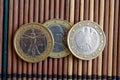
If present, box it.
[20,28,47,56]
[74,27,100,55]
[49,25,67,53]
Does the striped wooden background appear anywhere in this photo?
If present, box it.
[1,0,120,79]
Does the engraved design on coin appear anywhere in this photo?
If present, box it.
[67,21,106,60]
[49,25,67,53]
[20,28,47,56]
[14,23,54,62]
[73,27,100,55]
[43,19,71,58]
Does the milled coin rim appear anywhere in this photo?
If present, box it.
[14,23,54,63]
[43,19,72,58]
[67,20,106,60]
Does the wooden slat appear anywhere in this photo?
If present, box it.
[82,0,89,79]
[98,0,104,77]
[0,0,3,76]
[68,0,75,79]
[27,0,34,80]
[63,0,70,80]
[18,0,24,80]
[78,0,84,78]
[102,0,109,79]
[74,0,80,23]
[22,0,29,80]
[108,0,114,78]
[47,0,54,80]
[37,0,44,80]
[117,1,120,77]
[13,0,19,80]
[58,0,65,79]
[43,0,49,80]
[0,0,3,78]
[53,0,59,80]
[7,0,13,80]
[39,0,44,23]
[92,0,99,79]
[34,0,39,22]
[65,0,70,21]
[112,0,119,79]
[32,0,39,80]
[73,0,79,80]
[60,0,65,20]
[88,0,94,79]
[23,0,29,80]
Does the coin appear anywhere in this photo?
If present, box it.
[67,21,106,60]
[43,19,71,58]
[14,23,54,63]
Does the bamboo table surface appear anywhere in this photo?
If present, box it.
[1,0,120,79]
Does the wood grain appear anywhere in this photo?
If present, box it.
[49,0,54,19]
[98,0,104,77]
[18,0,24,79]
[112,0,119,79]
[22,0,29,80]
[63,0,70,80]
[117,1,120,77]
[27,0,34,80]
[102,0,109,79]
[58,0,65,79]
[78,0,84,78]
[74,0,80,23]
[92,0,99,79]
[55,0,60,19]
[43,0,49,80]
[60,0,65,20]
[108,0,114,78]
[39,0,44,23]
[34,0,39,22]
[65,0,70,21]
[53,0,59,80]
[3,0,120,79]
[73,0,80,80]
[82,0,89,79]
[32,0,39,80]
[13,0,19,79]
[7,0,13,79]
[68,0,75,79]
[37,0,44,80]
[88,0,94,79]
[47,0,54,80]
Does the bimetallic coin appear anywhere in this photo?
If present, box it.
[43,19,71,58]
[67,21,106,60]
[14,23,54,63]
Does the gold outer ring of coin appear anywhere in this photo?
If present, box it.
[43,19,72,58]
[67,20,106,60]
[14,23,54,63]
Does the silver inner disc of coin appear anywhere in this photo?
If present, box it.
[73,26,100,55]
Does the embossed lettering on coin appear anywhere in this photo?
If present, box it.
[20,28,47,56]
[74,27,100,55]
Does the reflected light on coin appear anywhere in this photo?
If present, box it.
[73,26,100,55]
[67,21,106,60]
